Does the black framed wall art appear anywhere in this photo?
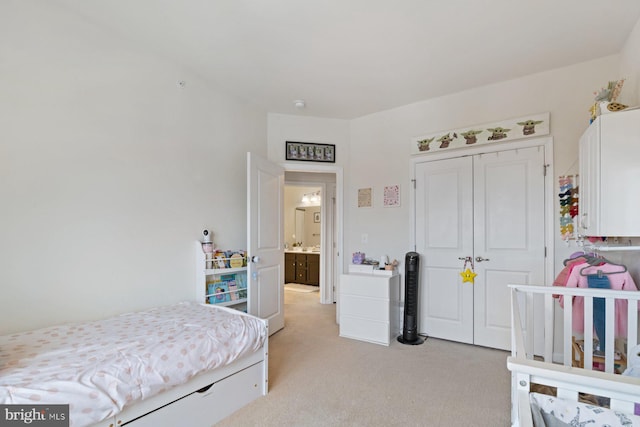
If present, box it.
[286,141,335,163]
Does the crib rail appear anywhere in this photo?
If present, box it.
[509,284,640,373]
[509,284,640,426]
[507,356,640,426]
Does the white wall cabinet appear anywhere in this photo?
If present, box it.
[579,109,640,237]
[339,273,401,346]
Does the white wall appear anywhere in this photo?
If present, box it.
[0,1,267,333]
[267,114,350,168]
[621,15,640,104]
[350,56,626,276]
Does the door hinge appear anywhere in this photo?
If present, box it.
[543,164,549,176]
[544,247,547,257]
[411,178,416,189]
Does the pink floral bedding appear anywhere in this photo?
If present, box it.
[0,302,266,427]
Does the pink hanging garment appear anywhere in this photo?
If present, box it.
[554,256,587,300]
[561,261,640,337]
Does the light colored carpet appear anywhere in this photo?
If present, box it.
[284,283,320,293]
[216,290,511,426]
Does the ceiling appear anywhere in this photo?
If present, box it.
[53,0,640,119]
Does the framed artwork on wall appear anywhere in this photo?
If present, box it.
[358,188,372,208]
[383,185,400,207]
[286,141,335,163]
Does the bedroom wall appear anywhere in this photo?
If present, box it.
[620,15,640,104]
[267,114,350,168]
[327,56,623,278]
[0,1,267,334]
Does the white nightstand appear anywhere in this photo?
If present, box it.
[339,273,401,346]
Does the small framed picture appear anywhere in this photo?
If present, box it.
[358,187,372,208]
[314,212,321,223]
[383,185,400,207]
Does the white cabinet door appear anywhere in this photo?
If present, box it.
[578,119,600,236]
[415,147,546,350]
[579,109,640,237]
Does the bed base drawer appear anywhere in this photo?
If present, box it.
[121,361,264,427]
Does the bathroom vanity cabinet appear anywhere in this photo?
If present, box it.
[285,252,319,286]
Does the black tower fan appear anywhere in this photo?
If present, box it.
[398,251,425,345]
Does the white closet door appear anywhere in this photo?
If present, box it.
[415,156,474,344]
[473,147,546,350]
[415,146,545,350]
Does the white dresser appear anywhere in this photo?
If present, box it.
[339,273,401,346]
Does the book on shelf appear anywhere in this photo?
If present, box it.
[207,281,230,304]
[235,272,247,299]
[228,280,238,300]
[214,255,227,269]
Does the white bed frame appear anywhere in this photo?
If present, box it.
[507,284,640,426]
[90,318,268,427]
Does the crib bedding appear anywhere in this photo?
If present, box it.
[529,392,640,427]
[0,302,266,427]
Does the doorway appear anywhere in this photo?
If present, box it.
[284,184,323,298]
[284,168,342,306]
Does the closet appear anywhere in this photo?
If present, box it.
[414,143,548,350]
[578,108,640,237]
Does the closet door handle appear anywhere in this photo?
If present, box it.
[475,256,490,262]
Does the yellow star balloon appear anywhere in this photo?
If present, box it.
[460,268,477,283]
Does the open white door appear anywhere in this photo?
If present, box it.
[247,152,285,335]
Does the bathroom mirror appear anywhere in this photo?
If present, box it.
[293,207,321,248]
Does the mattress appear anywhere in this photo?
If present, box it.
[0,302,266,427]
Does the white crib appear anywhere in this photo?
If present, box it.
[507,284,640,426]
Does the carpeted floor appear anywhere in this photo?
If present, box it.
[216,290,511,426]
[284,283,320,293]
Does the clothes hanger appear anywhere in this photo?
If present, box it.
[563,251,586,266]
[579,256,627,276]
[563,251,600,266]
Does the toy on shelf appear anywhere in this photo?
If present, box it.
[590,78,627,123]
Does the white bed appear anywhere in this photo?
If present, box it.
[0,301,268,427]
[507,284,640,426]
